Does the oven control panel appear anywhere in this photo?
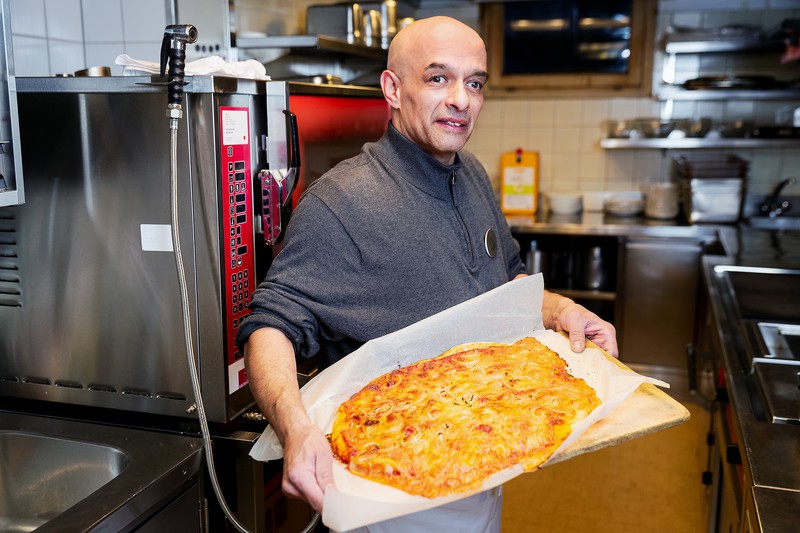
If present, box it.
[219,106,253,394]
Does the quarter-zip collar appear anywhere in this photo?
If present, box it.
[374,122,461,201]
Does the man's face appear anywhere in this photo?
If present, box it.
[387,36,488,165]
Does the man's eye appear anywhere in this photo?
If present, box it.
[429,75,446,84]
[467,80,484,91]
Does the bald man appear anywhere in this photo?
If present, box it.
[238,16,617,532]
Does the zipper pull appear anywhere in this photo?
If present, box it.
[450,168,458,186]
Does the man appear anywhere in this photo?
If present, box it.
[237,16,617,532]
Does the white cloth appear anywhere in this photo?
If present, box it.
[113,54,269,80]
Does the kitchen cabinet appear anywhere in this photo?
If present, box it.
[511,223,720,369]
[517,233,620,326]
[479,0,657,97]
[619,238,704,367]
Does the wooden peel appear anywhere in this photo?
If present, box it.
[545,333,691,465]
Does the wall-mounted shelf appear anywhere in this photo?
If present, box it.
[657,85,800,101]
[657,30,799,102]
[600,137,800,150]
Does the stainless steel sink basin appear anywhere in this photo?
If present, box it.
[0,410,203,532]
[721,266,800,323]
[747,216,800,231]
[0,432,128,531]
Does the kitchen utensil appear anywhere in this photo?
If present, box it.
[548,192,582,215]
[672,155,749,223]
[605,192,644,216]
[644,183,679,219]
[683,75,779,90]
[579,245,608,290]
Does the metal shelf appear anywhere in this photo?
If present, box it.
[600,138,800,150]
[236,34,387,61]
[662,37,781,55]
[656,85,800,101]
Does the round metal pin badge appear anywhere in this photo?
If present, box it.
[484,228,497,257]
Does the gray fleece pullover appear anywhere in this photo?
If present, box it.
[236,122,523,366]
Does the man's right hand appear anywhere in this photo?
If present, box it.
[282,423,334,513]
[244,327,335,514]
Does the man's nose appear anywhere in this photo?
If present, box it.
[445,83,470,110]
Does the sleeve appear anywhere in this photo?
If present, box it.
[235,193,362,359]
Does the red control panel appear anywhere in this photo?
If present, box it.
[219,106,253,393]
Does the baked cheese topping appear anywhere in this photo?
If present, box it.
[329,336,601,498]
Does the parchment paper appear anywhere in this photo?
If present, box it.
[249,275,668,531]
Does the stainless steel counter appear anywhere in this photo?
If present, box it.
[702,250,800,532]
[506,212,723,241]
[0,409,203,531]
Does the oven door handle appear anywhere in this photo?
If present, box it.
[256,108,301,246]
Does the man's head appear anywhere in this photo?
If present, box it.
[380,16,488,165]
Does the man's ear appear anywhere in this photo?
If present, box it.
[380,70,401,109]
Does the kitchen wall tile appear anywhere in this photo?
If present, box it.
[501,100,528,127]
[580,100,610,126]
[124,42,161,63]
[578,153,607,183]
[44,0,82,42]
[552,126,581,154]
[85,43,125,74]
[577,125,600,153]
[527,101,555,127]
[554,100,582,126]
[550,154,580,189]
[633,151,665,182]
[11,35,49,76]
[670,11,703,27]
[724,100,756,119]
[750,150,784,194]
[635,98,661,118]
[608,98,639,121]
[82,0,124,43]
[605,153,635,189]
[466,124,502,154]
[766,1,800,9]
[478,99,503,127]
[48,40,84,75]
[696,101,725,120]
[121,0,167,42]
[499,126,529,154]
[527,128,554,154]
[9,0,47,37]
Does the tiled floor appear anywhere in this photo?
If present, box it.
[501,373,711,533]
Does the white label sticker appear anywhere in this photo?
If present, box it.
[221,109,249,146]
[140,224,173,252]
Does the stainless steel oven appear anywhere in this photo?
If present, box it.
[0,75,287,423]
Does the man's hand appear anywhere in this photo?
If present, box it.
[244,327,335,513]
[542,290,619,357]
[281,423,334,513]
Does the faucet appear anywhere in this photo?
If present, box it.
[759,177,796,217]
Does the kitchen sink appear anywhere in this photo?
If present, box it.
[722,266,800,323]
[0,410,203,532]
[0,432,128,531]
